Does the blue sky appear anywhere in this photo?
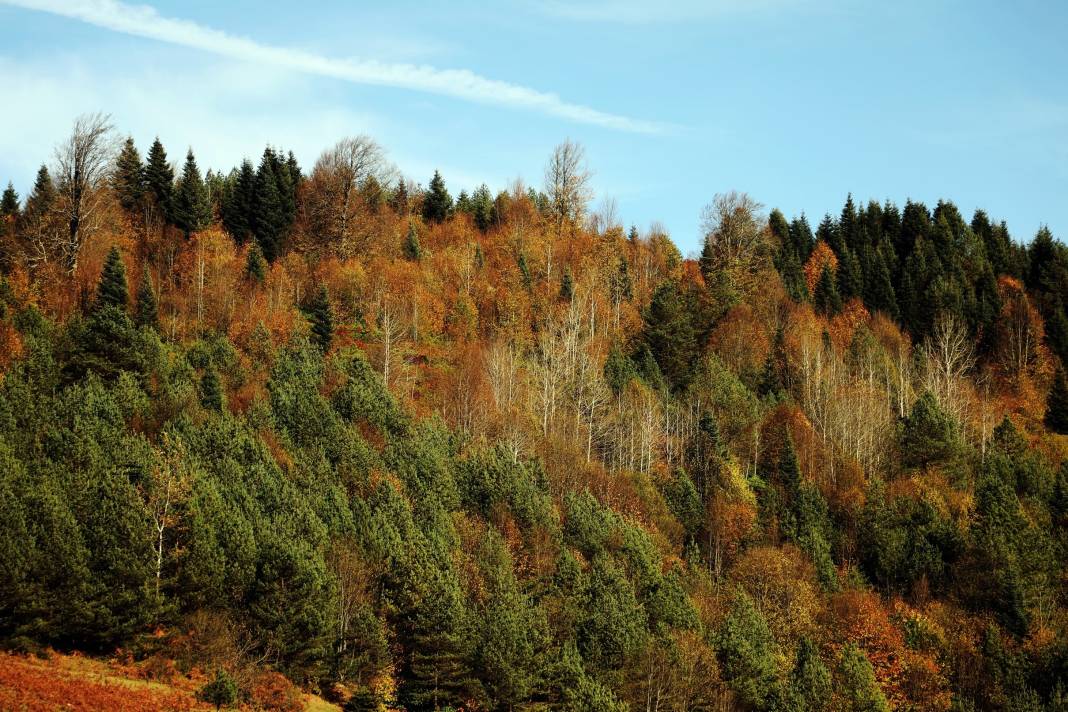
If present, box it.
[0,0,1065,254]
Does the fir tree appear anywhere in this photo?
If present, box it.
[245,243,266,283]
[113,137,145,215]
[791,637,831,712]
[813,266,842,315]
[197,669,238,711]
[223,159,256,244]
[252,149,286,262]
[134,268,158,330]
[902,392,957,470]
[517,253,532,290]
[422,170,452,223]
[837,644,890,712]
[1,182,19,218]
[471,184,494,231]
[642,280,698,391]
[308,286,334,352]
[144,138,175,223]
[1046,368,1068,435]
[174,150,212,237]
[403,223,422,261]
[96,247,128,311]
[717,591,781,709]
[20,165,56,236]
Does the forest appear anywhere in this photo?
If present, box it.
[1,113,1068,711]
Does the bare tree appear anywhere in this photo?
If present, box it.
[698,191,771,299]
[922,312,975,424]
[54,113,116,273]
[304,135,392,257]
[544,139,593,234]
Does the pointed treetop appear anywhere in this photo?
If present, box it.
[1,182,19,217]
[96,246,128,310]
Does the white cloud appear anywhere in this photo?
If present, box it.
[1,0,665,133]
[535,0,805,24]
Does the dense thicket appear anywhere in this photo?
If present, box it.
[1,122,1068,711]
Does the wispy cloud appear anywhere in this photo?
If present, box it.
[1,0,665,133]
[535,0,806,24]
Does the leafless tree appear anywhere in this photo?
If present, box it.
[54,113,116,273]
[544,139,593,234]
[698,191,771,299]
[922,312,975,424]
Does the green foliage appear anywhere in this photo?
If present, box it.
[643,280,698,390]
[113,137,145,215]
[560,267,574,302]
[1047,368,1068,434]
[813,265,842,315]
[0,182,18,218]
[96,246,128,311]
[173,149,212,237]
[145,138,175,222]
[134,269,158,331]
[422,170,452,223]
[307,286,334,352]
[245,242,267,283]
[200,368,223,412]
[792,637,831,712]
[717,589,782,710]
[198,669,238,710]
[902,392,958,469]
[660,468,704,542]
[836,644,890,712]
[403,222,422,261]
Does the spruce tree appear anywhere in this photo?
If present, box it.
[837,644,890,712]
[308,286,334,352]
[144,138,175,223]
[96,247,128,311]
[517,253,532,290]
[223,159,256,244]
[1046,368,1068,434]
[717,590,781,709]
[813,266,842,315]
[134,269,158,330]
[642,280,698,391]
[113,137,145,215]
[245,243,266,283]
[20,165,56,234]
[403,223,422,261]
[560,268,574,302]
[1,182,18,218]
[197,669,238,711]
[422,170,452,223]
[902,392,957,469]
[174,150,212,237]
[791,637,831,712]
[252,149,285,262]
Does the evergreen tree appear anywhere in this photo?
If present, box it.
[403,223,422,261]
[559,268,574,302]
[144,138,175,223]
[1046,368,1068,435]
[96,247,128,311]
[112,137,145,215]
[245,243,266,283]
[198,669,238,710]
[517,253,532,290]
[866,248,899,320]
[813,266,842,315]
[307,286,334,352]
[199,368,224,412]
[19,165,56,238]
[717,590,781,710]
[422,170,452,223]
[902,392,957,470]
[791,637,831,712]
[134,269,158,330]
[1,182,19,218]
[837,644,890,712]
[222,159,256,244]
[252,149,286,262]
[174,150,212,237]
[642,280,698,391]
[471,184,494,231]
[837,248,863,301]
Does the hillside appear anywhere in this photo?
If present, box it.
[1,119,1068,711]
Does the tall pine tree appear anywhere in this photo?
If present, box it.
[422,170,452,223]
[96,247,128,311]
[174,150,212,238]
[113,137,145,215]
[144,138,175,224]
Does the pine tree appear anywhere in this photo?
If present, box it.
[867,248,899,320]
[517,253,532,290]
[471,184,494,231]
[642,281,698,391]
[837,644,890,712]
[174,150,212,237]
[717,590,781,709]
[813,265,842,315]
[422,170,452,223]
[200,369,224,412]
[19,165,56,239]
[134,269,158,330]
[308,286,334,352]
[96,247,128,311]
[1046,368,1068,434]
[245,243,266,283]
[197,669,238,711]
[113,137,145,215]
[144,138,175,223]
[837,248,863,301]
[403,223,422,261]
[902,392,957,470]
[1,182,19,218]
[791,637,831,712]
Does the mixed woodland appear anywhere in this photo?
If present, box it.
[2,114,1068,711]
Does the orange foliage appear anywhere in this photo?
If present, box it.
[803,240,838,294]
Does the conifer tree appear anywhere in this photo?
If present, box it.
[403,223,422,261]
[245,242,266,283]
[200,368,223,412]
[113,137,145,215]
[792,637,831,712]
[813,266,842,315]
[560,268,574,302]
[422,170,452,223]
[1,182,18,218]
[471,184,494,231]
[96,247,128,311]
[1046,368,1068,435]
[252,149,285,262]
[144,138,175,223]
[174,150,212,237]
[517,253,532,290]
[902,392,957,470]
[308,286,334,352]
[19,165,56,241]
[642,280,698,391]
[837,644,890,712]
[134,268,158,330]
[223,159,256,244]
[717,590,781,709]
